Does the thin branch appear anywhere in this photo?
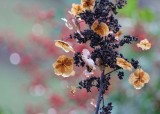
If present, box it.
[94,70,105,114]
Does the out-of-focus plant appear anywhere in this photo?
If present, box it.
[118,0,155,22]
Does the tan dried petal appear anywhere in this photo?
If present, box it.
[115,31,122,40]
[81,0,95,11]
[91,20,109,37]
[55,40,74,53]
[137,39,151,50]
[116,57,132,71]
[128,69,150,89]
[71,3,84,16]
[53,55,75,77]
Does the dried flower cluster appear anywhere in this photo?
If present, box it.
[52,0,151,113]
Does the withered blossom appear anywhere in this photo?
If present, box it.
[129,69,150,89]
[52,55,75,77]
[81,0,95,11]
[137,39,151,50]
[116,57,132,71]
[91,20,109,37]
[71,3,84,16]
[82,49,96,70]
[55,40,74,53]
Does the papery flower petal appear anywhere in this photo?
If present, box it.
[55,40,74,53]
[91,20,109,37]
[82,49,96,69]
[71,3,84,16]
[128,69,150,89]
[116,57,132,71]
[53,55,75,77]
[82,49,91,57]
[81,0,95,11]
[137,39,151,50]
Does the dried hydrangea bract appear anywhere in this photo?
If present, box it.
[81,0,95,11]
[55,40,74,53]
[71,3,84,16]
[82,49,96,70]
[129,69,150,89]
[116,57,132,71]
[137,39,151,50]
[52,55,75,77]
[91,20,109,37]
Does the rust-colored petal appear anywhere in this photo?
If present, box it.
[71,3,84,16]
[91,21,109,37]
[81,0,95,11]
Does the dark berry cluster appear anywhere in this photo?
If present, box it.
[100,103,113,114]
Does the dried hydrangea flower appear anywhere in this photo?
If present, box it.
[55,40,74,53]
[116,57,132,71]
[82,49,96,70]
[91,20,109,37]
[52,55,75,77]
[81,0,95,11]
[71,3,84,16]
[137,39,151,50]
[129,69,150,89]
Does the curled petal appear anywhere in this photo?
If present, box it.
[116,57,132,71]
[55,40,74,53]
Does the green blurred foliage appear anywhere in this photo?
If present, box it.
[118,0,155,22]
